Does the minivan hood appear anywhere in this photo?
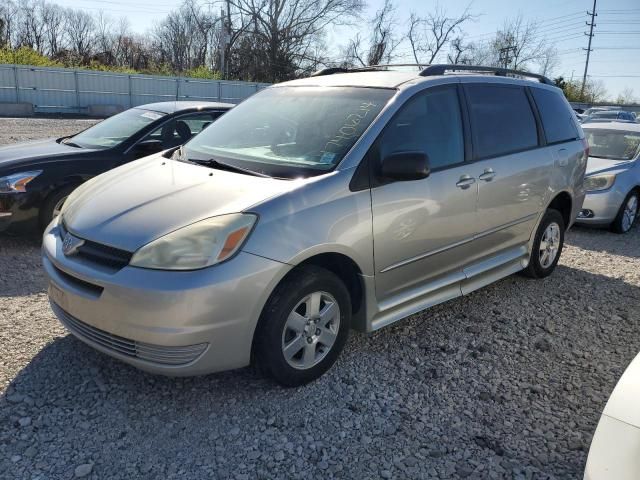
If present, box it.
[586,156,634,176]
[63,155,300,252]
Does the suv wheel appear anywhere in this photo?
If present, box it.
[610,190,638,234]
[523,209,565,279]
[254,265,351,387]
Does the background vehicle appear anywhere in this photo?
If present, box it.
[584,351,640,480]
[583,110,637,124]
[42,65,587,386]
[577,122,640,233]
[0,101,232,233]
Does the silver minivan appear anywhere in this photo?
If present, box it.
[43,65,588,386]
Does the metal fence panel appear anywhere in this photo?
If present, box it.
[0,64,270,114]
[0,65,17,103]
[77,71,130,110]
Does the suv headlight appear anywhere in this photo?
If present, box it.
[0,171,42,193]
[130,213,257,270]
[584,174,616,192]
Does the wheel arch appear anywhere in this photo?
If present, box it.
[547,190,573,230]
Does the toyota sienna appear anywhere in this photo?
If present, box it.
[42,65,588,386]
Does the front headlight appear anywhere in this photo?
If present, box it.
[130,213,257,270]
[584,174,616,192]
[0,171,42,193]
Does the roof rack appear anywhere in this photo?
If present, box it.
[310,63,554,85]
[420,64,554,85]
[310,64,427,77]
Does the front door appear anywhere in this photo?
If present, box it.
[371,85,479,303]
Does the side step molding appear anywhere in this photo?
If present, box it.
[368,244,529,332]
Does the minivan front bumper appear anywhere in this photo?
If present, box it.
[42,220,290,376]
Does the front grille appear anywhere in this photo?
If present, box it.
[52,303,208,366]
[60,221,132,269]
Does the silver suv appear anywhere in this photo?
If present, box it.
[42,65,588,386]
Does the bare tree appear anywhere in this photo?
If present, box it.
[230,0,364,82]
[490,15,548,70]
[408,4,475,65]
[16,0,49,54]
[41,1,64,56]
[152,0,218,72]
[64,8,95,61]
[537,46,558,77]
[616,87,636,105]
[346,0,399,66]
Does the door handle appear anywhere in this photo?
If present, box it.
[456,175,476,189]
[479,168,496,182]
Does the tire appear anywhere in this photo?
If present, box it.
[610,190,639,234]
[254,265,351,387]
[39,185,77,232]
[523,209,565,279]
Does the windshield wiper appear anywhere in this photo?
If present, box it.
[192,157,271,178]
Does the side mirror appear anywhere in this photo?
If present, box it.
[380,151,430,181]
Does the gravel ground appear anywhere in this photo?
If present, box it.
[1,118,639,479]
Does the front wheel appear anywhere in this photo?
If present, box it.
[610,190,638,234]
[39,185,77,231]
[254,265,351,387]
[523,209,565,279]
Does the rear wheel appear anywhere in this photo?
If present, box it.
[39,185,77,231]
[254,265,351,387]
[610,190,638,234]
[523,209,565,279]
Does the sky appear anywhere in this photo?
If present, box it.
[52,0,640,99]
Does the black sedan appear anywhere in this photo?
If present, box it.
[0,101,232,233]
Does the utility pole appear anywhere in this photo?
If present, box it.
[220,8,226,79]
[581,0,597,100]
[498,34,516,69]
[225,0,232,79]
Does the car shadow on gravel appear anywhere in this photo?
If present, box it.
[568,225,640,259]
[2,263,639,479]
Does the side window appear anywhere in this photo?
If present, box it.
[379,86,465,171]
[466,85,538,159]
[531,88,579,144]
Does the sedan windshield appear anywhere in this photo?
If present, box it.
[69,108,166,149]
[585,128,640,160]
[184,86,394,178]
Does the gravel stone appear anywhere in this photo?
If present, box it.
[1,118,640,479]
[74,463,93,477]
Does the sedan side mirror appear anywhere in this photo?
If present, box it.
[380,151,430,181]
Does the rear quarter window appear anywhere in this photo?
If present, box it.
[531,88,579,144]
[465,84,538,159]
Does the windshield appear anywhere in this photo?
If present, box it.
[70,108,166,149]
[184,86,394,178]
[585,128,640,160]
